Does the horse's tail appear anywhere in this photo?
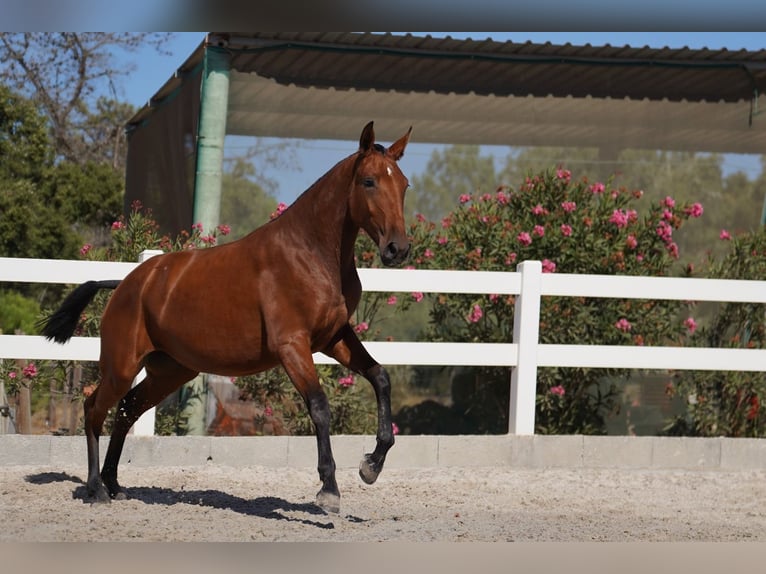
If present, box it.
[40,280,121,344]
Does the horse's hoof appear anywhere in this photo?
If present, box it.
[359,454,381,485]
[87,485,112,504]
[316,490,341,514]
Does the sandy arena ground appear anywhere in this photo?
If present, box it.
[2,463,766,542]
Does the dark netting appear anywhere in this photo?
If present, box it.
[125,66,203,236]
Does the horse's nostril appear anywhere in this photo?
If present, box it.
[385,242,398,258]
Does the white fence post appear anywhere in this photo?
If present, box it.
[509,260,542,435]
[131,249,163,436]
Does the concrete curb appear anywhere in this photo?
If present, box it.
[2,434,766,470]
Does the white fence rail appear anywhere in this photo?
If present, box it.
[3,254,766,436]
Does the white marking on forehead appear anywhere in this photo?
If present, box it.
[386,166,393,177]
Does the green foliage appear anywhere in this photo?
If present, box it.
[668,227,766,437]
[44,161,124,230]
[395,167,704,434]
[0,84,51,182]
[0,290,40,334]
[219,158,279,241]
[408,145,498,221]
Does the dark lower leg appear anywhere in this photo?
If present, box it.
[100,390,143,498]
[359,364,394,484]
[83,393,110,502]
[306,392,340,511]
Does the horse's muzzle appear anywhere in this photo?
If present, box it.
[380,241,411,267]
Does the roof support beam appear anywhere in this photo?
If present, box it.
[193,47,231,233]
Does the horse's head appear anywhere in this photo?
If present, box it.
[350,121,412,267]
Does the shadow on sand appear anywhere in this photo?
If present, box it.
[23,471,367,529]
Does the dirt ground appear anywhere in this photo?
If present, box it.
[2,463,766,542]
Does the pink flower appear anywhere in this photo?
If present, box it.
[22,363,38,378]
[549,385,566,397]
[200,235,216,245]
[338,374,355,387]
[533,225,545,237]
[192,222,204,232]
[684,317,698,335]
[354,322,369,334]
[666,242,679,259]
[459,194,472,204]
[656,221,673,242]
[662,196,676,208]
[392,422,400,436]
[625,235,638,249]
[489,293,500,303]
[541,259,557,273]
[264,405,274,417]
[468,304,483,323]
[496,190,509,205]
[685,203,704,218]
[387,295,398,305]
[556,168,571,182]
[270,202,288,220]
[561,201,577,213]
[719,229,731,241]
[517,232,532,246]
[437,236,448,245]
[8,371,17,380]
[560,224,572,237]
[615,318,632,332]
[111,221,125,231]
[609,209,629,229]
[480,193,492,202]
[532,204,546,216]
[590,182,606,194]
[412,292,424,302]
[415,213,427,223]
[216,224,231,236]
[441,216,452,229]
[662,209,674,221]
[424,248,434,258]
[505,252,517,266]
[79,243,92,256]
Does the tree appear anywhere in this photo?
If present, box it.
[0,85,81,261]
[408,145,497,221]
[0,32,171,168]
[219,158,279,240]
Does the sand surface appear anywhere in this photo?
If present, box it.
[2,464,766,542]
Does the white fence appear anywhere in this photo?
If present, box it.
[3,253,766,436]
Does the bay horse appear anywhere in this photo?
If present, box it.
[41,121,412,513]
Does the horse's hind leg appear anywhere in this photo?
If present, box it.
[83,379,127,503]
[326,325,394,485]
[101,353,198,499]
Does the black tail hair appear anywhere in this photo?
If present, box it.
[39,280,121,344]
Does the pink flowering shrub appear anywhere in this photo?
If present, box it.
[393,167,703,434]
[668,227,766,437]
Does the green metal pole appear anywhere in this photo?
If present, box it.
[192,46,231,231]
[177,47,231,436]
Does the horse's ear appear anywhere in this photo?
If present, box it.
[387,126,412,161]
[359,121,375,152]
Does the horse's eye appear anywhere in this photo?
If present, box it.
[362,177,376,188]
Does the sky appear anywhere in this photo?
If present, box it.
[116,32,766,204]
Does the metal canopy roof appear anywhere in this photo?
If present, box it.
[128,32,766,155]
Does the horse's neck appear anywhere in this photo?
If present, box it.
[281,155,360,271]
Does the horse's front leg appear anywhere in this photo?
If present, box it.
[278,338,340,513]
[326,324,394,485]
